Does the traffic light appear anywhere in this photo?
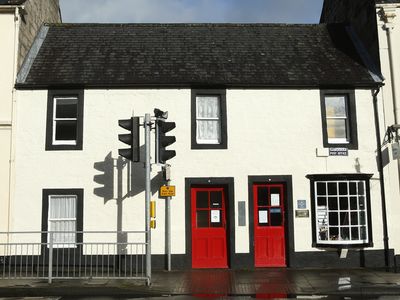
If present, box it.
[93,152,114,201]
[156,119,176,164]
[118,117,140,162]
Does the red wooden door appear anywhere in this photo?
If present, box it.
[191,187,228,268]
[253,183,286,267]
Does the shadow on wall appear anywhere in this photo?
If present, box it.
[93,148,164,231]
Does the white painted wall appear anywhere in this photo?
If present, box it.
[376,4,400,255]
[0,11,17,237]
[12,88,385,256]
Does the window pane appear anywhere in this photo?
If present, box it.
[359,196,365,210]
[196,96,220,118]
[351,227,359,240]
[350,197,358,210]
[270,208,282,226]
[340,212,349,225]
[359,211,366,225]
[329,212,338,225]
[258,209,268,226]
[327,119,347,140]
[325,95,346,117]
[55,97,78,118]
[316,182,326,195]
[317,197,326,207]
[349,182,357,195]
[350,212,358,225]
[327,182,337,195]
[339,197,348,210]
[360,226,367,240]
[196,192,208,208]
[338,182,348,195]
[358,182,365,195]
[330,227,339,240]
[50,195,77,218]
[197,120,221,143]
[210,191,222,208]
[197,211,208,228]
[340,227,350,240]
[55,120,77,141]
[328,197,338,210]
[257,187,268,206]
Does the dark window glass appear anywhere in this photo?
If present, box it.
[349,182,357,195]
[257,187,268,206]
[317,182,326,195]
[196,211,208,227]
[359,211,366,225]
[340,212,349,225]
[340,227,349,240]
[351,227,359,240]
[317,197,326,206]
[196,192,208,208]
[328,197,338,210]
[339,197,348,210]
[351,212,358,225]
[338,182,348,195]
[359,196,365,210]
[350,197,358,210]
[55,121,77,141]
[358,182,365,195]
[360,226,367,239]
[210,191,222,208]
[327,182,337,195]
[56,98,78,118]
[270,208,282,226]
[330,227,339,240]
[329,212,338,225]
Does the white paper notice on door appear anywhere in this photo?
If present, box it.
[211,210,220,223]
[271,194,280,206]
[259,210,268,224]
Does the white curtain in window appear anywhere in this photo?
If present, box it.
[196,96,221,143]
[48,195,77,245]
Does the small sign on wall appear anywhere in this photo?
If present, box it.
[297,200,307,209]
[329,147,348,156]
[295,210,309,218]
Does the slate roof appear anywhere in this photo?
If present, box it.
[17,23,381,89]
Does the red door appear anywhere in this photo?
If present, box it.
[253,183,286,267]
[191,187,228,268]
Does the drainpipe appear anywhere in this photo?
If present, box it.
[373,87,391,270]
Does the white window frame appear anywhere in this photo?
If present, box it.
[52,96,78,146]
[47,194,77,248]
[324,95,350,144]
[314,180,369,246]
[195,95,222,144]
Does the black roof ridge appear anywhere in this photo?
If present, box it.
[44,22,326,28]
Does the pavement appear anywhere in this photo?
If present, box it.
[1,268,400,298]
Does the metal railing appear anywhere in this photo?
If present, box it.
[0,231,148,283]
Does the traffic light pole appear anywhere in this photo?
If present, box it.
[144,113,152,285]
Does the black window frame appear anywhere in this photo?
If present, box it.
[191,89,227,149]
[320,90,358,150]
[46,89,84,151]
[41,188,84,246]
[306,173,373,248]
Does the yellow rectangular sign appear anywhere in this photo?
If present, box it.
[160,185,176,197]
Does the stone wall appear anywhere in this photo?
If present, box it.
[18,0,61,69]
[320,0,381,72]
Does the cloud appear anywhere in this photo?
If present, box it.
[60,0,324,24]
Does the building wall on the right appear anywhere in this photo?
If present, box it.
[321,0,400,264]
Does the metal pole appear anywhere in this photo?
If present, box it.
[373,88,391,270]
[144,113,151,285]
[48,231,53,284]
[166,179,171,271]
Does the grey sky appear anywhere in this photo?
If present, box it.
[60,0,324,24]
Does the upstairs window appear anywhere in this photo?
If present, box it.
[320,90,358,149]
[46,90,84,150]
[191,89,227,149]
[307,174,373,247]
